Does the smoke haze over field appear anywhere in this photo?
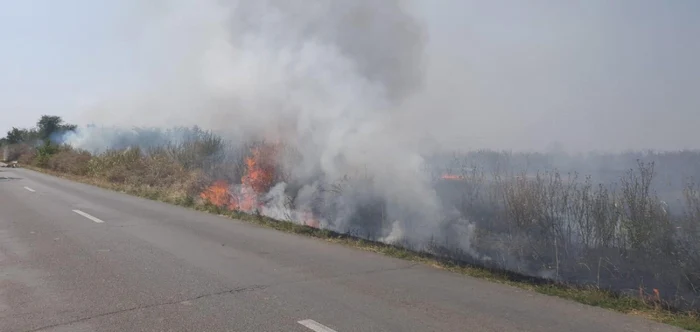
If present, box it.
[2,0,700,152]
[61,0,447,248]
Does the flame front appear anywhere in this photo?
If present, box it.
[238,145,277,211]
[302,211,320,228]
[441,174,465,181]
[199,143,322,228]
[200,144,278,212]
[200,180,234,208]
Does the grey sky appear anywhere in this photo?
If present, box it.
[1,0,699,152]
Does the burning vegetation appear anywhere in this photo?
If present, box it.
[199,180,234,210]
[199,142,322,228]
[201,144,279,213]
[441,174,466,181]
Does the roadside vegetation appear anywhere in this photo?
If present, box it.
[2,115,699,331]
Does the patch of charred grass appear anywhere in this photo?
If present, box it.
[22,166,700,331]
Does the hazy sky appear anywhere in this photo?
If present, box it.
[1,0,699,152]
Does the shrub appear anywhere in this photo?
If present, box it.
[446,154,700,309]
[34,141,60,167]
[46,146,92,175]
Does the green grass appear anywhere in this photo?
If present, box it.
[24,165,700,331]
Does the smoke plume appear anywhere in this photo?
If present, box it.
[67,0,464,247]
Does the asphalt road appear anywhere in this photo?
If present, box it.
[0,168,681,332]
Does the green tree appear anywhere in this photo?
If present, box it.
[36,115,77,141]
[5,127,27,144]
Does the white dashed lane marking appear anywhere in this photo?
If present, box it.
[24,186,36,192]
[298,319,338,332]
[72,210,104,223]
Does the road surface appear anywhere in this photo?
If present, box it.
[0,168,681,331]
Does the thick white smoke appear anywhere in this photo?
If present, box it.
[66,0,469,249]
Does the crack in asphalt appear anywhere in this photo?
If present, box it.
[0,176,22,181]
[320,263,421,282]
[24,284,268,332]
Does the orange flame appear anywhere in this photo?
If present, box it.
[302,211,320,228]
[199,143,323,226]
[441,174,465,181]
[200,180,234,209]
[238,145,277,212]
[200,144,279,212]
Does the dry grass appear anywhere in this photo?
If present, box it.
[47,147,92,175]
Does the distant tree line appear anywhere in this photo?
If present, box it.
[1,115,76,146]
